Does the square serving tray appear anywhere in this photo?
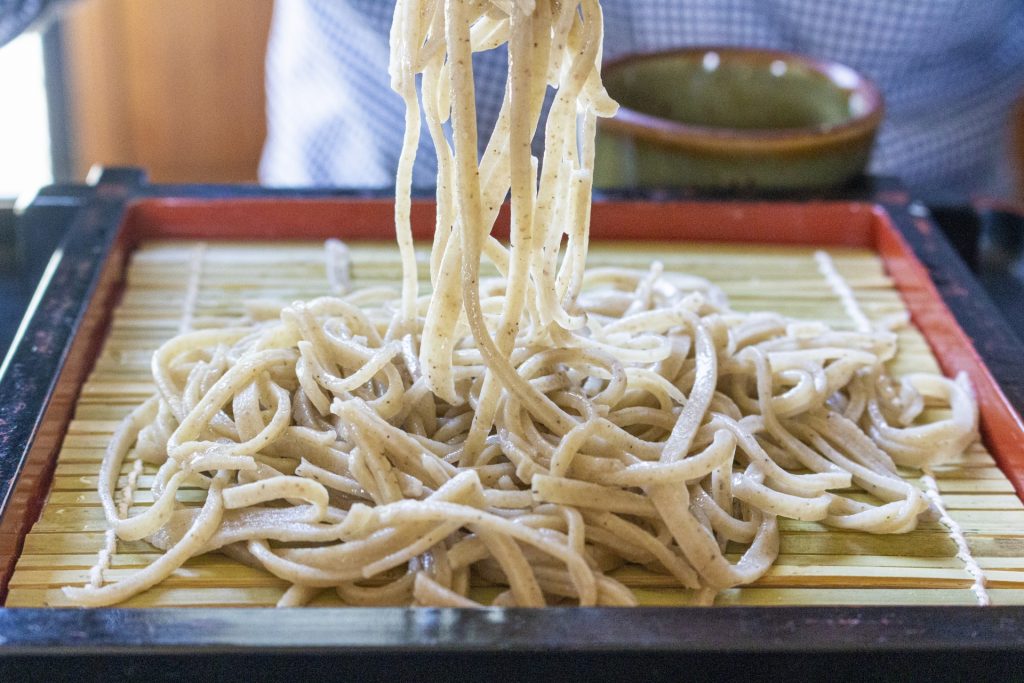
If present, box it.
[0,170,1022,677]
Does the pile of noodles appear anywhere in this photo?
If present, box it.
[65,0,978,607]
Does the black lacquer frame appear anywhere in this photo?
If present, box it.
[1,170,1023,679]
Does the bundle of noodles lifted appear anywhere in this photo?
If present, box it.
[65,0,978,607]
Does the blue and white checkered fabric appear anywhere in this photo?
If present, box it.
[260,0,1024,197]
[0,0,65,46]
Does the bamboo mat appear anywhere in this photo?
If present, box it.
[6,239,1024,608]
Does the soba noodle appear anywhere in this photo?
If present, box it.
[64,0,978,607]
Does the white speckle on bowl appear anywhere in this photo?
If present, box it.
[849,92,869,116]
[829,64,861,90]
[702,51,720,72]
[769,59,787,77]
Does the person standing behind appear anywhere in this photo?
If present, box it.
[260,0,1024,198]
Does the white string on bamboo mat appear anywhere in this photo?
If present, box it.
[921,469,991,605]
[88,530,116,589]
[88,458,144,589]
[814,250,872,333]
[179,242,207,334]
[325,238,351,294]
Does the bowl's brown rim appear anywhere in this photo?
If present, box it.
[599,46,885,154]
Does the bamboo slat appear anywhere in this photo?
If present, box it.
[6,239,1024,609]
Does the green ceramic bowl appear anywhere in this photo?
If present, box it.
[594,48,884,190]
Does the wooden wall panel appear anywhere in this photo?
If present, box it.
[64,0,273,183]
